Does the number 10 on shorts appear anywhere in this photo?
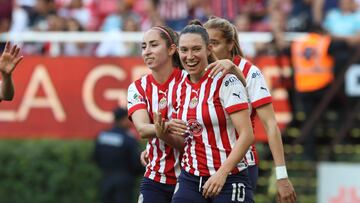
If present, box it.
[231,183,245,202]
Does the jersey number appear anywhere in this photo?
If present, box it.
[231,183,245,202]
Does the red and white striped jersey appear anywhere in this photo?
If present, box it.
[233,56,273,166]
[174,71,249,176]
[127,68,187,184]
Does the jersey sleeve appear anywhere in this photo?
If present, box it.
[127,82,147,118]
[220,74,249,114]
[246,65,272,108]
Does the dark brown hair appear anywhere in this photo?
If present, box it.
[179,19,217,64]
[151,25,183,69]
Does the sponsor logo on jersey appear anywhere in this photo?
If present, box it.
[252,71,261,78]
[224,76,240,87]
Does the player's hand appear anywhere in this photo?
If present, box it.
[206,59,236,78]
[154,112,167,139]
[202,169,228,198]
[166,119,188,137]
[276,178,296,203]
[0,41,23,75]
[140,149,148,167]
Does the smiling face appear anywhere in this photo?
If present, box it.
[207,28,233,60]
[178,33,211,81]
[141,29,171,70]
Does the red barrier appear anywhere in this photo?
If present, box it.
[0,56,292,141]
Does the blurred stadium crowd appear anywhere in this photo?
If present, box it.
[0,0,359,57]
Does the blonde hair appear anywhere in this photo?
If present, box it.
[204,16,244,58]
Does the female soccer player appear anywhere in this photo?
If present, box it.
[204,16,296,203]
[166,21,255,203]
[127,25,188,203]
[0,41,23,101]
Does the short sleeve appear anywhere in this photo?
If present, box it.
[127,82,147,117]
[246,66,272,108]
[220,74,249,114]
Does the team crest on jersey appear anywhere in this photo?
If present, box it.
[189,97,198,109]
[187,119,203,136]
[158,97,167,110]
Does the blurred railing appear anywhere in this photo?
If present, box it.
[0,31,306,43]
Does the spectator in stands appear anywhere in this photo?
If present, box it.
[62,18,95,56]
[0,0,13,52]
[286,0,314,32]
[12,0,57,55]
[57,0,91,30]
[321,0,360,77]
[10,2,29,33]
[313,0,339,25]
[233,13,257,57]
[28,0,57,31]
[95,0,140,56]
[239,0,268,31]
[204,0,248,22]
[0,42,23,101]
[323,0,360,46]
[267,0,293,53]
[93,107,143,203]
[121,16,141,56]
[187,0,209,23]
[264,9,289,56]
[130,0,159,31]
[155,0,190,31]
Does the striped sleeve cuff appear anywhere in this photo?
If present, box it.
[225,103,249,114]
[128,104,147,121]
[252,96,272,108]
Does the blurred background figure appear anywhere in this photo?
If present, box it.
[322,0,360,74]
[95,0,140,57]
[93,107,143,203]
[290,24,334,160]
[62,17,95,56]
[0,0,13,52]
[234,13,257,57]
[155,0,190,31]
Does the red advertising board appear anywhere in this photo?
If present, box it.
[0,56,292,141]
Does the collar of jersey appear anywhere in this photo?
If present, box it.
[185,68,212,88]
[148,67,180,88]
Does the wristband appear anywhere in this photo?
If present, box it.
[275,166,288,180]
